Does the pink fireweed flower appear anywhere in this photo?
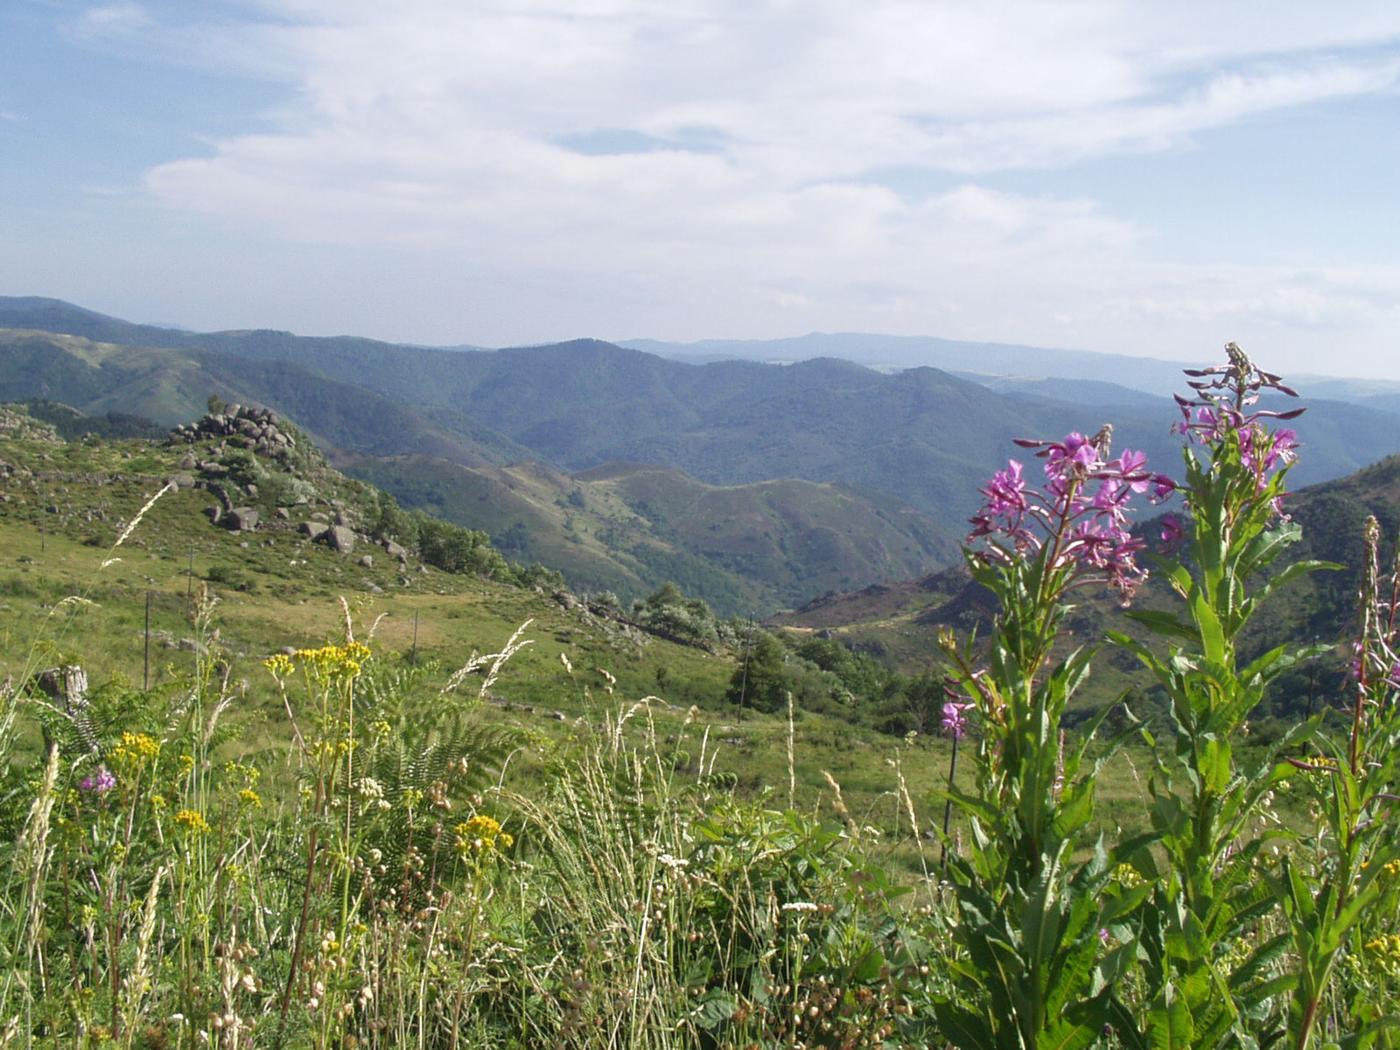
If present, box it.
[1159,513,1185,549]
[80,767,116,793]
[971,424,1166,601]
[1173,343,1304,510]
[982,460,1028,515]
[941,701,973,740]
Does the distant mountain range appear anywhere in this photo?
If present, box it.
[5,295,1400,617]
[624,332,1400,402]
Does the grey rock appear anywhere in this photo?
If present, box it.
[299,520,330,540]
[226,507,259,532]
[358,555,373,568]
[325,525,356,554]
[168,473,196,490]
[382,539,407,561]
[275,507,291,520]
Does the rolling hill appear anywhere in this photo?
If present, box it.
[341,454,957,614]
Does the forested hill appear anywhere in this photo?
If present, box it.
[6,298,1400,535]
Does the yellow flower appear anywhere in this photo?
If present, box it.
[111,732,161,774]
[238,788,262,810]
[1366,934,1400,968]
[173,809,211,835]
[263,653,294,679]
[290,642,372,682]
[454,814,513,858]
[1113,865,1146,889]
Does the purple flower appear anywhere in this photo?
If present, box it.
[981,460,1028,516]
[969,425,1159,600]
[1173,347,1304,514]
[941,701,972,740]
[1159,513,1184,548]
[80,767,116,793]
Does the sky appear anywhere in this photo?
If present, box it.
[2,1,1399,377]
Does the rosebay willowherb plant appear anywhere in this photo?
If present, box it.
[932,343,1391,1048]
[936,420,1176,1044]
[1109,345,1342,1047]
[1272,516,1400,1048]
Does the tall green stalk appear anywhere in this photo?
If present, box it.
[1112,345,1333,1047]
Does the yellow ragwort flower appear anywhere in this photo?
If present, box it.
[111,732,161,773]
[454,814,513,857]
[1366,934,1400,964]
[173,809,211,835]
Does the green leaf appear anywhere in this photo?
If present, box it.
[689,989,737,1031]
[1200,736,1232,795]
[1147,982,1195,1050]
[1125,609,1199,643]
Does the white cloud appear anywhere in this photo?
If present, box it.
[72,2,152,37]
[64,1,1400,369]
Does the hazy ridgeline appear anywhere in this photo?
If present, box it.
[2,350,1400,1048]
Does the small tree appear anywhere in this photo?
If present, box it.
[725,632,789,713]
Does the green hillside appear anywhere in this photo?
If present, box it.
[0,401,986,830]
[0,329,527,466]
[342,454,957,615]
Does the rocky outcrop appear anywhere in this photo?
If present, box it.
[0,405,63,444]
[168,404,297,461]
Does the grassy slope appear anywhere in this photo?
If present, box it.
[2,415,1081,865]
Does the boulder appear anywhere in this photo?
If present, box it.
[226,507,259,532]
[299,520,330,541]
[325,525,356,554]
[167,473,196,490]
[382,539,408,562]
[358,554,373,568]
